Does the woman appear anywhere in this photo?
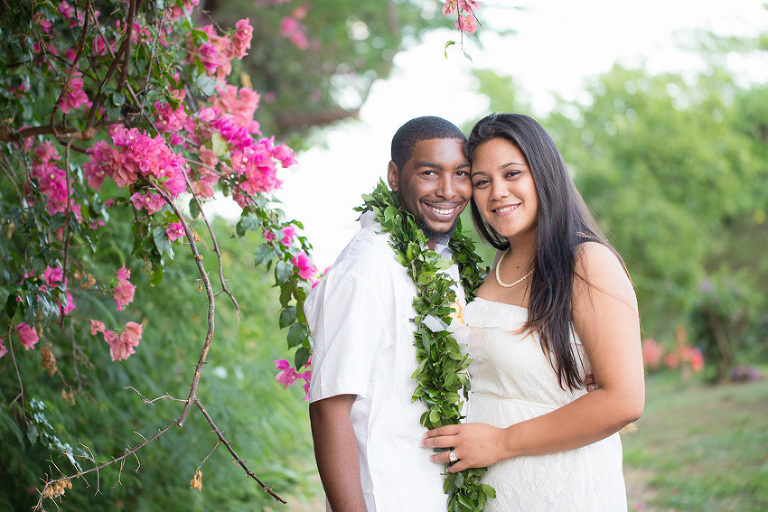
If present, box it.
[422,113,644,510]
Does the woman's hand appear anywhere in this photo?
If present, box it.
[421,423,508,473]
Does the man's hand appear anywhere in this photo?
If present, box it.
[309,395,368,512]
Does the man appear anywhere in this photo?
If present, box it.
[305,116,472,512]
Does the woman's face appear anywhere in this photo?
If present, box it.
[471,137,538,243]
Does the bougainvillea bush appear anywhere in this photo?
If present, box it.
[0,0,319,508]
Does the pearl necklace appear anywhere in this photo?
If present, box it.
[495,249,534,288]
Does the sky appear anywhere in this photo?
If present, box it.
[269,0,768,269]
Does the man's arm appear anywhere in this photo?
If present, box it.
[309,394,367,512]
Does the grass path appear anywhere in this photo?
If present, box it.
[622,374,768,512]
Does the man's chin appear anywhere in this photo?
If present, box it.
[416,218,459,241]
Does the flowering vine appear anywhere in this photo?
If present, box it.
[0,0,316,507]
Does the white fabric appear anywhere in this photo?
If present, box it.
[465,297,627,511]
[306,211,464,512]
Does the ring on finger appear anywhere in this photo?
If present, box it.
[448,450,458,463]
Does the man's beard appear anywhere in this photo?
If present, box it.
[414,215,458,241]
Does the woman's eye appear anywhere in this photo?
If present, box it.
[473,179,489,187]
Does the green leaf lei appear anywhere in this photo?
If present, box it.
[355,180,495,511]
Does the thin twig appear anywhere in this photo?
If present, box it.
[124,386,186,404]
[194,399,286,503]
[184,172,239,313]
[60,140,74,328]
[34,420,177,511]
[146,185,215,427]
[6,325,27,416]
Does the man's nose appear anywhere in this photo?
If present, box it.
[436,175,455,198]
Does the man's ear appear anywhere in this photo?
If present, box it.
[387,161,400,192]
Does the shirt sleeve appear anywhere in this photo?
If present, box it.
[306,268,387,403]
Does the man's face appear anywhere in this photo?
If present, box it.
[387,138,472,240]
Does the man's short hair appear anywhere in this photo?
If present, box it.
[390,116,466,171]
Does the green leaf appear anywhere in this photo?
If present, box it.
[189,197,201,219]
[287,322,308,348]
[279,306,297,328]
[275,260,293,284]
[294,346,310,369]
[236,213,261,237]
[254,244,273,266]
[5,292,19,319]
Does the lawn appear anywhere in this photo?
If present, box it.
[623,372,768,512]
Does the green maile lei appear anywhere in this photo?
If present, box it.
[355,180,495,511]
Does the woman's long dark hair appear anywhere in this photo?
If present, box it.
[467,113,624,391]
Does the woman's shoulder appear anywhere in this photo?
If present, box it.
[573,241,634,299]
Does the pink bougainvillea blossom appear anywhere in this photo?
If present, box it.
[103,322,143,361]
[114,266,135,311]
[166,222,185,241]
[212,85,261,133]
[265,226,296,247]
[169,0,199,21]
[291,251,317,281]
[58,76,89,114]
[230,18,253,59]
[280,17,308,50]
[60,286,76,316]
[0,338,6,359]
[117,265,130,280]
[83,125,187,201]
[298,369,311,401]
[42,266,64,287]
[275,359,299,388]
[91,319,106,335]
[154,101,189,133]
[30,141,83,222]
[456,14,478,34]
[442,0,457,14]
[641,338,663,370]
[272,143,297,168]
[15,323,39,350]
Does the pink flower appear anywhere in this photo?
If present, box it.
[459,0,482,11]
[166,222,185,241]
[442,0,457,14]
[58,76,89,114]
[641,338,663,370]
[104,322,143,361]
[0,338,7,359]
[229,18,253,59]
[690,348,704,373]
[291,251,317,281]
[280,17,308,50]
[154,101,189,133]
[114,268,135,311]
[121,321,143,348]
[15,323,40,350]
[42,266,64,286]
[60,290,76,316]
[272,143,297,168]
[91,319,106,335]
[456,14,478,34]
[299,370,311,401]
[117,265,131,280]
[265,226,296,247]
[275,359,299,388]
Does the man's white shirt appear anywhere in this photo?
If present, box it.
[306,211,464,512]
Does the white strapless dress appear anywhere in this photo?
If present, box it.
[464,298,627,512]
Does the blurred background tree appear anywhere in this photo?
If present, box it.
[468,28,768,379]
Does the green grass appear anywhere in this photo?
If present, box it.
[623,372,768,512]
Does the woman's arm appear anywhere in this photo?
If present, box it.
[422,242,644,472]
